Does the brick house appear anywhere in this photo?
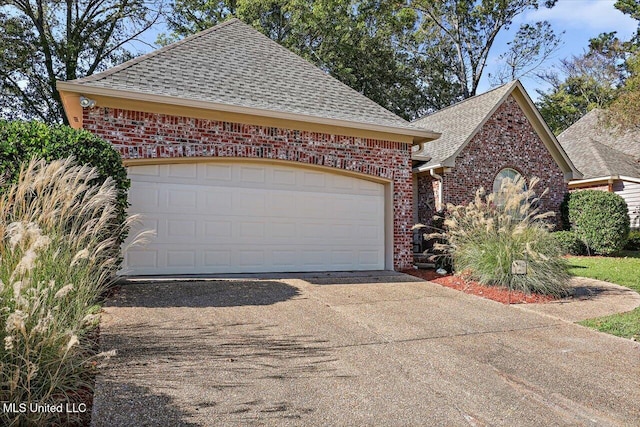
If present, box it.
[410,81,581,241]
[56,19,439,275]
[557,109,640,229]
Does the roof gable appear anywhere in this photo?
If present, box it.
[57,19,436,140]
[412,80,581,179]
[558,110,640,179]
[412,81,516,166]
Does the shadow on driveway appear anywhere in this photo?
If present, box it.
[106,280,300,308]
[92,380,201,427]
[94,321,339,425]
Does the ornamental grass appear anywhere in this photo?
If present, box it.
[0,157,139,426]
[428,176,570,297]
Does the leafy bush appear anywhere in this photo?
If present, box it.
[0,120,130,248]
[552,231,586,255]
[624,230,640,251]
[0,158,140,426]
[566,190,630,255]
[440,176,569,296]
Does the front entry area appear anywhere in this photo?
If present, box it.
[121,161,387,275]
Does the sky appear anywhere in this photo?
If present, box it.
[131,0,639,102]
[481,0,638,98]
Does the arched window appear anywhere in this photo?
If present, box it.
[493,168,523,193]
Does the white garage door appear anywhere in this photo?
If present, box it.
[122,162,386,275]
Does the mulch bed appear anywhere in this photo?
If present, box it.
[403,268,556,304]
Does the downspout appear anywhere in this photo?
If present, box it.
[430,169,443,212]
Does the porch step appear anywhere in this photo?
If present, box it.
[415,262,436,269]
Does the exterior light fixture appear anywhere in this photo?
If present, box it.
[79,96,96,108]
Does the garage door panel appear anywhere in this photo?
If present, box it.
[167,219,196,238]
[272,169,296,186]
[125,249,158,269]
[168,163,197,178]
[203,250,231,268]
[122,162,386,275]
[235,192,265,214]
[129,184,159,209]
[166,250,196,268]
[204,164,233,182]
[167,189,197,209]
[203,220,233,238]
[205,192,232,212]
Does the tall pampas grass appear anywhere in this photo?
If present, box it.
[0,157,139,426]
[426,176,569,296]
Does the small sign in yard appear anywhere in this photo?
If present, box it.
[511,260,527,275]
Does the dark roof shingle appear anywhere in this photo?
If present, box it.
[557,109,640,179]
[67,19,419,131]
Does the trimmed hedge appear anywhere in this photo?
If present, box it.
[625,230,640,251]
[566,190,630,255]
[0,120,129,244]
[552,231,586,255]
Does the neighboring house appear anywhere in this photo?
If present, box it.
[410,81,581,234]
[56,19,439,275]
[557,109,640,229]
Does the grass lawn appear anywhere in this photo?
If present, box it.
[567,251,640,341]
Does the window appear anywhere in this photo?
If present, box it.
[493,168,523,194]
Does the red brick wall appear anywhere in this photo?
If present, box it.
[83,107,414,270]
[418,95,568,227]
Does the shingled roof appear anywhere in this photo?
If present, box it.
[558,135,640,179]
[411,81,517,168]
[557,110,640,180]
[58,19,436,139]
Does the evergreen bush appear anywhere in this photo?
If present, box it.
[566,190,630,255]
[552,231,586,255]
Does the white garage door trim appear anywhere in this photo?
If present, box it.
[121,159,393,275]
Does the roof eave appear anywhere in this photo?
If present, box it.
[568,175,618,187]
[57,81,440,143]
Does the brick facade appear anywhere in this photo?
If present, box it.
[417,95,567,227]
[84,107,414,270]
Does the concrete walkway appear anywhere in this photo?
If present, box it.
[517,276,640,323]
[92,272,640,426]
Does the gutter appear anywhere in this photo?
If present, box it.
[568,175,618,187]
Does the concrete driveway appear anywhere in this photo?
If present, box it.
[92,272,640,426]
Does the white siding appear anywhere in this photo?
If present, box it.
[614,180,640,229]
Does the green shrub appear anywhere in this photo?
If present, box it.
[0,120,129,247]
[0,158,140,426]
[624,230,640,251]
[441,176,569,296]
[566,190,630,255]
[552,231,586,255]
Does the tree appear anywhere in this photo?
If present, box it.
[490,21,562,85]
[536,32,627,134]
[160,0,442,119]
[0,0,162,124]
[604,0,640,128]
[412,0,559,98]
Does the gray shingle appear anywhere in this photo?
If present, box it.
[68,19,417,130]
[557,109,640,179]
[411,81,517,166]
